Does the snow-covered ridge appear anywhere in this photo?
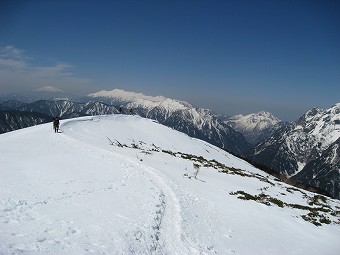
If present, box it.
[126,97,191,113]
[224,111,284,144]
[88,89,166,103]
[293,103,340,155]
[0,115,339,254]
[253,103,340,168]
[226,111,281,131]
[249,103,340,199]
[88,88,193,111]
[284,103,340,172]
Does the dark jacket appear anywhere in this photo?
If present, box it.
[53,117,60,127]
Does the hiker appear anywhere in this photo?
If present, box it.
[52,116,60,133]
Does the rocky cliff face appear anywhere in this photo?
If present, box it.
[248,103,340,198]
[293,137,339,199]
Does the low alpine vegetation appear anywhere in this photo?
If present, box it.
[109,138,277,185]
[230,190,339,226]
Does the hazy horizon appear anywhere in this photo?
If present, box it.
[1,86,339,122]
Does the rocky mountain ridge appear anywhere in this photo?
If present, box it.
[17,100,119,119]
[0,110,51,134]
[248,103,340,198]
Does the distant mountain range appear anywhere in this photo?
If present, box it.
[0,87,77,103]
[247,103,340,199]
[0,100,119,134]
[0,100,27,110]
[0,110,51,134]
[17,100,119,119]
[87,89,252,154]
[1,89,281,155]
[1,89,339,199]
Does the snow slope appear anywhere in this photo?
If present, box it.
[0,115,339,255]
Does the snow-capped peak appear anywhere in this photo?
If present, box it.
[87,88,194,114]
[87,89,166,103]
[327,103,340,115]
[293,104,340,153]
[228,111,280,125]
[224,111,283,144]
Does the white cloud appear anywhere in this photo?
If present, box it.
[0,45,93,94]
[0,58,27,69]
[0,45,25,59]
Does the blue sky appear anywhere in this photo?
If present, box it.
[0,0,339,120]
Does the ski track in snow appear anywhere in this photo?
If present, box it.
[60,117,243,255]
[61,118,200,254]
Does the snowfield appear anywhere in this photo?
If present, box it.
[0,115,339,255]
